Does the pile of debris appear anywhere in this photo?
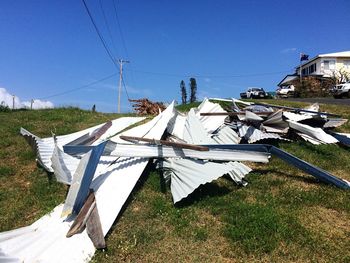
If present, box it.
[208,97,349,146]
[0,99,349,262]
[129,98,166,115]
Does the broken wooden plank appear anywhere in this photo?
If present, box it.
[66,191,96,237]
[66,191,106,249]
[119,135,209,151]
[66,121,112,146]
[200,111,271,116]
[86,204,105,249]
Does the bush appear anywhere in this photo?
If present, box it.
[0,102,11,112]
[291,77,333,98]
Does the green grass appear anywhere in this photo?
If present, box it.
[1,103,350,262]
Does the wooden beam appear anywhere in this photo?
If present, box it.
[200,111,272,116]
[119,135,209,151]
[66,191,106,249]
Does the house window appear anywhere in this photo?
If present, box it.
[343,60,350,69]
[324,61,329,70]
[308,63,316,74]
[324,60,335,70]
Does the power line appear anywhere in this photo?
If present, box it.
[98,0,119,58]
[112,0,130,60]
[81,0,132,110]
[111,0,137,90]
[81,0,118,68]
[37,73,118,100]
[124,69,292,78]
[122,78,130,100]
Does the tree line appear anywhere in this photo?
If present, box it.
[180,77,197,104]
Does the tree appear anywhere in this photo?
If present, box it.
[180,80,187,104]
[189,77,197,103]
[330,68,350,85]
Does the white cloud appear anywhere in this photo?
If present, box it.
[0,87,54,109]
[280,47,297,54]
[22,99,54,109]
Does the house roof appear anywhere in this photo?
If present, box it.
[296,50,350,69]
[277,74,299,87]
[318,51,350,57]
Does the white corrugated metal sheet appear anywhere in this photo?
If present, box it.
[323,118,348,128]
[262,110,289,134]
[212,125,241,144]
[184,109,213,144]
[163,158,252,203]
[283,112,313,122]
[51,145,80,184]
[237,123,284,143]
[20,117,145,173]
[0,105,174,262]
[196,98,227,133]
[288,120,338,144]
[108,143,269,162]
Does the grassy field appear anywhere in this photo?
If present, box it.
[0,101,350,262]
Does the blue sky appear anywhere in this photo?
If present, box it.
[1,0,349,112]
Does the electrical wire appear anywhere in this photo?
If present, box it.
[124,69,292,78]
[81,0,118,68]
[37,73,118,100]
[98,0,119,58]
[112,0,130,60]
[121,78,130,100]
[111,0,137,90]
[81,0,132,108]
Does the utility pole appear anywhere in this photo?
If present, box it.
[12,95,15,110]
[118,59,130,113]
[30,99,34,110]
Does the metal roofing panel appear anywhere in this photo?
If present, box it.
[196,98,228,133]
[296,132,323,145]
[163,158,252,203]
[0,105,174,262]
[212,125,241,144]
[237,123,284,143]
[51,145,80,184]
[262,110,289,134]
[183,109,214,144]
[166,111,187,139]
[20,117,145,173]
[107,143,270,163]
[288,120,338,144]
[323,118,348,128]
[283,112,313,122]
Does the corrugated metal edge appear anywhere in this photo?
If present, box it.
[163,158,252,203]
[288,120,338,144]
[20,117,145,173]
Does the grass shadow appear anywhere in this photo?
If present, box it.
[252,167,322,186]
[175,182,232,208]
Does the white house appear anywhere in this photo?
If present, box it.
[278,51,350,87]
